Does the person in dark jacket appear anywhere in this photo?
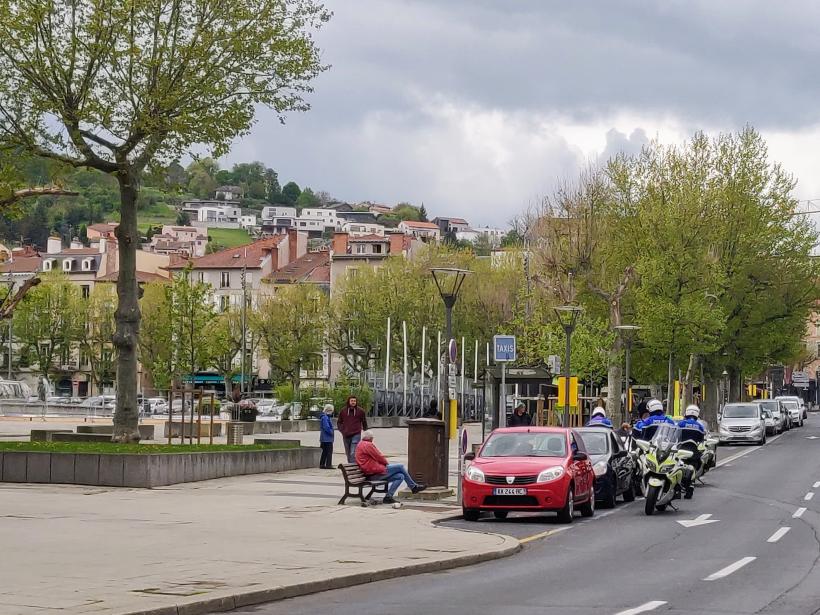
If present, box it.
[337,395,368,463]
[508,403,532,427]
[319,404,335,469]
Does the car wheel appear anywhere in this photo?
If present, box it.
[463,508,480,522]
[623,479,636,502]
[557,486,575,523]
[579,491,595,518]
[493,511,509,520]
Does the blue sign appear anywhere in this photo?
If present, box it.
[493,335,516,362]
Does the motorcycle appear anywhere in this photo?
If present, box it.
[634,424,694,515]
[677,427,717,484]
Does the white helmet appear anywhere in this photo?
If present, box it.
[684,404,700,418]
[592,406,606,418]
[647,399,664,413]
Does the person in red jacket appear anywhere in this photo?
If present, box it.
[355,431,426,504]
[337,396,368,463]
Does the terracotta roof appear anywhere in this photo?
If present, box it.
[97,270,169,283]
[88,222,118,233]
[57,248,99,255]
[0,255,43,274]
[400,221,439,229]
[167,236,285,270]
[267,251,330,284]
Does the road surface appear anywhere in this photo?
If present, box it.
[224,416,820,615]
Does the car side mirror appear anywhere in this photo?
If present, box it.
[572,452,588,462]
[463,452,475,461]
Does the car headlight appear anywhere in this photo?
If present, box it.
[592,461,608,477]
[749,424,762,433]
[719,425,731,434]
[536,466,565,483]
[465,466,485,483]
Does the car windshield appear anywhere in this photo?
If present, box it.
[782,401,799,410]
[481,432,567,457]
[578,431,609,455]
[760,402,779,413]
[722,404,759,418]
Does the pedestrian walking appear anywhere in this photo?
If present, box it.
[355,430,426,504]
[508,403,532,427]
[337,395,368,463]
[319,404,335,469]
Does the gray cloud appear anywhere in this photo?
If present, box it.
[223,1,820,224]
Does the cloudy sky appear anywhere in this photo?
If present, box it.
[223,0,820,226]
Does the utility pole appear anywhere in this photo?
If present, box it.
[240,249,247,397]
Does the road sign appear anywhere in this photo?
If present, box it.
[792,371,810,386]
[448,339,458,364]
[547,355,561,374]
[493,335,516,362]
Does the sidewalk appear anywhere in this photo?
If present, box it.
[0,423,512,615]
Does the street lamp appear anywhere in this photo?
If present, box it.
[614,325,640,423]
[554,304,583,427]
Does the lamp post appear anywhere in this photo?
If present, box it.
[554,305,583,427]
[431,268,471,492]
[614,325,640,423]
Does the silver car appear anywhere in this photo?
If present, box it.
[718,403,767,445]
[759,400,786,434]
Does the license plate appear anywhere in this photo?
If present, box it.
[492,487,527,496]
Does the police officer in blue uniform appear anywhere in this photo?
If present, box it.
[586,405,613,427]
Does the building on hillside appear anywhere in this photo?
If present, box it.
[368,204,393,216]
[324,202,354,212]
[260,216,296,237]
[329,232,417,293]
[240,214,257,229]
[0,246,42,284]
[398,220,441,242]
[341,221,385,237]
[456,226,507,247]
[147,225,208,258]
[190,204,242,229]
[301,207,340,230]
[215,185,243,200]
[86,223,119,241]
[261,205,297,221]
[433,216,470,235]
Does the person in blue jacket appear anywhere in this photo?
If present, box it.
[586,405,613,427]
[678,404,705,432]
[319,404,335,469]
[633,398,675,437]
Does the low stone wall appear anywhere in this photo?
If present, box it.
[163,421,223,438]
[369,416,403,428]
[0,446,320,488]
[0,400,107,417]
[77,424,156,440]
[30,429,72,442]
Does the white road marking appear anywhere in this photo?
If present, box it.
[806,436,818,440]
[677,513,720,528]
[793,507,807,519]
[518,526,570,544]
[614,601,668,615]
[813,481,820,489]
[703,556,757,581]
[805,492,814,501]
[767,527,791,543]
[716,434,782,468]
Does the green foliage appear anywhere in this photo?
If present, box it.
[281,181,302,206]
[207,228,251,249]
[296,187,319,208]
[79,285,118,392]
[325,371,373,412]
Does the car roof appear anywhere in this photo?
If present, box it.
[491,427,569,435]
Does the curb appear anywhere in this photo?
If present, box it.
[121,533,520,615]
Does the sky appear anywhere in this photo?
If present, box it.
[223,0,820,227]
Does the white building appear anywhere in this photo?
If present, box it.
[148,225,208,258]
[240,214,257,229]
[261,205,297,220]
[195,205,242,227]
[456,226,507,247]
[341,221,385,237]
[301,208,340,229]
[398,220,441,241]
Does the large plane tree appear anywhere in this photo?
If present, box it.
[0,0,329,440]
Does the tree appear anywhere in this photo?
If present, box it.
[254,285,327,391]
[419,204,428,222]
[13,273,81,379]
[176,211,191,227]
[79,284,117,395]
[264,168,282,203]
[203,310,244,394]
[170,270,215,386]
[296,187,318,208]
[0,0,329,440]
[281,181,302,206]
[186,159,219,199]
[138,282,175,392]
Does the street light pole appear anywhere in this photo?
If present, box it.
[615,325,640,423]
[554,305,583,427]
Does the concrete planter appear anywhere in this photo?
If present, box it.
[0,446,320,488]
[76,424,155,440]
[163,421,223,438]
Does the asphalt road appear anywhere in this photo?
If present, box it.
[226,415,820,615]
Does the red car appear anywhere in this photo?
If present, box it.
[461,427,596,523]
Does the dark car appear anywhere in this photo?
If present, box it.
[577,426,636,508]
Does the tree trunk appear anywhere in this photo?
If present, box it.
[701,379,719,427]
[111,169,142,442]
[682,353,697,407]
[606,356,623,423]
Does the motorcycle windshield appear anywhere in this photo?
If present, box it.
[650,424,681,457]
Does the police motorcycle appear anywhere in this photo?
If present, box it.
[634,424,695,515]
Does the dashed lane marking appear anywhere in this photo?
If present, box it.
[767,527,791,543]
[805,492,814,501]
[703,556,757,581]
[814,481,820,489]
[793,507,807,519]
[614,601,668,615]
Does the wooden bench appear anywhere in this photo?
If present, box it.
[338,463,389,505]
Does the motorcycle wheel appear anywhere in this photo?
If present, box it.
[645,484,660,515]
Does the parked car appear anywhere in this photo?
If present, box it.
[776,396,806,422]
[142,397,168,414]
[80,395,116,412]
[718,402,767,445]
[577,426,637,508]
[256,399,283,419]
[779,399,803,428]
[461,427,596,523]
[761,407,776,436]
[760,400,788,432]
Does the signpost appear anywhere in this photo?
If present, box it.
[493,335,516,428]
[792,371,810,389]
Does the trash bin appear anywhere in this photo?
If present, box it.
[226,422,244,445]
[407,418,448,488]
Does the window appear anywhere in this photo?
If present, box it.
[355,244,367,255]
[373,244,383,254]
[62,259,73,272]
[81,285,90,299]
[219,295,230,312]
[197,271,205,284]
[220,271,231,288]
[43,260,52,271]
[347,267,360,279]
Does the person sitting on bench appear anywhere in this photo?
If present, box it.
[355,430,427,504]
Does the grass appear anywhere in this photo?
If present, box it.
[207,227,251,248]
[0,441,298,455]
